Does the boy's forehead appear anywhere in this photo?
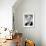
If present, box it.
[25,15,33,17]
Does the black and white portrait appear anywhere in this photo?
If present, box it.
[23,14,34,27]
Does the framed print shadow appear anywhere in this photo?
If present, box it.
[23,13,34,27]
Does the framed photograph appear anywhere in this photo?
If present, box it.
[23,13,34,27]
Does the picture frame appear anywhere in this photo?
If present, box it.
[23,13,34,27]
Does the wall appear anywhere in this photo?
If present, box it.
[41,0,46,46]
[13,0,42,46]
[0,0,16,30]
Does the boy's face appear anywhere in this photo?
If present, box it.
[25,15,33,22]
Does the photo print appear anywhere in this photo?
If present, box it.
[23,13,34,27]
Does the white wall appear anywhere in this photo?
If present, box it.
[13,0,41,46]
[13,0,46,46]
[0,0,16,30]
[41,0,46,46]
